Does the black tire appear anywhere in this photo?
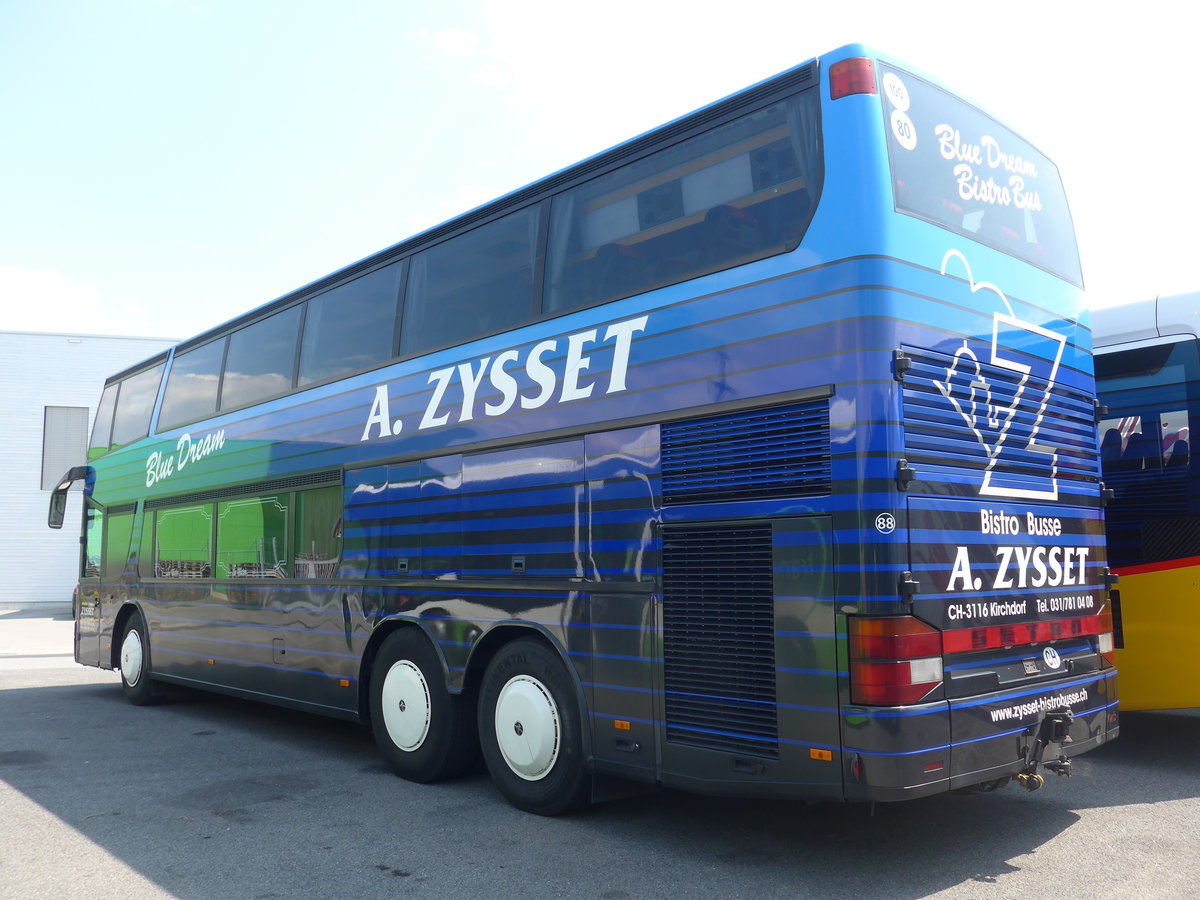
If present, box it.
[370,629,478,783]
[118,610,156,706]
[478,638,590,815]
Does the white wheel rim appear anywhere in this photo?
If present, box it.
[494,675,560,781]
[121,629,144,687]
[380,660,432,752]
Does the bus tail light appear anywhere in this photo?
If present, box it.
[829,57,877,100]
[849,616,943,705]
[1097,605,1116,667]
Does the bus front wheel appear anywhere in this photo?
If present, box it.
[370,629,477,783]
[478,638,590,815]
[118,610,156,706]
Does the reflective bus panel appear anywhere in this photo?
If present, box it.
[50,44,1116,814]
[1094,292,1200,711]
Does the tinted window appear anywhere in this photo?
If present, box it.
[400,208,540,355]
[84,503,103,577]
[1097,339,1200,566]
[104,513,135,580]
[546,93,821,313]
[295,486,343,578]
[217,495,289,578]
[879,62,1082,286]
[299,261,404,386]
[155,504,213,578]
[159,339,225,430]
[110,363,166,448]
[89,383,118,458]
[221,306,302,411]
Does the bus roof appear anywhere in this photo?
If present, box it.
[1092,292,1200,351]
[168,53,834,359]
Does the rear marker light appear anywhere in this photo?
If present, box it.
[830,57,878,100]
[1097,605,1116,667]
[943,614,1108,654]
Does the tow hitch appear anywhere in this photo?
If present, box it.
[1016,710,1074,791]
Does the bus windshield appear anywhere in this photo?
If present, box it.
[879,62,1081,286]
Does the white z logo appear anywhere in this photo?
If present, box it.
[935,250,1066,501]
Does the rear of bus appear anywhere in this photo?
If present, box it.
[822,48,1118,799]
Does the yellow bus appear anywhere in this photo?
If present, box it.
[1094,292,1200,710]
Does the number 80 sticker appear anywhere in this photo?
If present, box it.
[883,72,917,151]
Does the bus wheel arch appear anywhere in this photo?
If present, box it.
[115,605,156,706]
[366,624,478,783]
[475,633,592,816]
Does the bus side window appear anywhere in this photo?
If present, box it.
[103,513,135,581]
[83,502,104,578]
[155,504,213,579]
[544,91,821,315]
[295,487,343,579]
[216,496,289,578]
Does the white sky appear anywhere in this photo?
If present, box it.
[1,0,1193,340]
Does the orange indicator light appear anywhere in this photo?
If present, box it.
[614,720,631,731]
[810,748,833,762]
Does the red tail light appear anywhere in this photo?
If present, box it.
[849,616,943,705]
[829,57,877,100]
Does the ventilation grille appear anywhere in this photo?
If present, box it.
[662,523,778,758]
[661,401,831,505]
[902,347,1100,486]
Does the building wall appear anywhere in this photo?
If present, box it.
[0,331,176,610]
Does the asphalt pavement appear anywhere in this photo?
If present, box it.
[0,608,76,670]
[3,609,1200,899]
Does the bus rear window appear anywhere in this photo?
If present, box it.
[878,62,1082,286]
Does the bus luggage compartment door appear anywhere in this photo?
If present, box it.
[655,516,841,799]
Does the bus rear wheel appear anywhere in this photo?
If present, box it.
[478,638,590,815]
[370,629,477,783]
[118,610,156,706]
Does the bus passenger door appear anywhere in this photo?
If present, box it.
[76,498,104,667]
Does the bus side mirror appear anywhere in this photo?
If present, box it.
[47,466,91,529]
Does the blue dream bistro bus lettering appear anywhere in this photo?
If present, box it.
[51,45,1116,816]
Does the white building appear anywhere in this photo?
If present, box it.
[1,331,176,611]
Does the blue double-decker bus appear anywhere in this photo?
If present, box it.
[51,44,1117,814]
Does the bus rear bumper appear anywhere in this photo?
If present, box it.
[842,671,1119,802]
